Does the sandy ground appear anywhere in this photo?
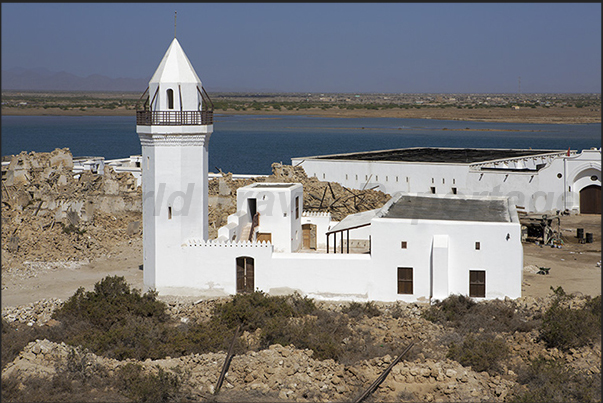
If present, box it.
[2,216,599,308]
[2,105,600,125]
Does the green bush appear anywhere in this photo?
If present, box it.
[116,363,181,402]
[211,291,316,332]
[423,294,536,334]
[53,276,169,331]
[341,301,381,319]
[539,287,601,351]
[447,333,509,374]
[512,355,601,403]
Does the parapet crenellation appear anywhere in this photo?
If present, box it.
[185,239,273,248]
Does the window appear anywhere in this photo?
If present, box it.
[375,175,378,181]
[295,196,300,219]
[452,187,457,194]
[385,176,388,182]
[396,176,399,182]
[397,267,413,294]
[355,175,358,180]
[345,174,348,180]
[430,187,436,194]
[323,173,326,179]
[475,241,480,250]
[167,89,174,109]
[168,206,172,220]
[401,241,407,249]
[453,178,456,184]
[431,178,434,184]
[442,178,445,184]
[469,270,486,297]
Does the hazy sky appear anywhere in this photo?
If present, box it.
[2,3,601,93]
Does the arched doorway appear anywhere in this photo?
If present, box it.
[580,185,601,214]
[236,256,254,293]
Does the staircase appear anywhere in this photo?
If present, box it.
[239,223,253,242]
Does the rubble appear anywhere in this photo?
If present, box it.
[1,149,141,272]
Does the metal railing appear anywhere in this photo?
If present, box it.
[136,110,213,126]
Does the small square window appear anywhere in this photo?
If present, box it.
[401,241,407,249]
[475,241,481,250]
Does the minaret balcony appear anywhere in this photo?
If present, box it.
[136,110,213,126]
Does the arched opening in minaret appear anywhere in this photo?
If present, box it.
[167,88,174,109]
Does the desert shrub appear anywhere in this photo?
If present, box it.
[539,287,601,351]
[423,294,536,334]
[116,363,182,402]
[446,333,509,374]
[422,294,476,324]
[2,319,38,369]
[341,301,381,319]
[512,355,601,402]
[260,310,351,361]
[53,275,169,331]
[211,291,316,331]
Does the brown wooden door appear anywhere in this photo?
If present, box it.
[236,257,254,293]
[469,270,486,298]
[302,224,317,249]
[580,185,601,214]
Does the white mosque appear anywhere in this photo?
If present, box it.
[135,37,526,302]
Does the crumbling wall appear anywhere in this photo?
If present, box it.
[1,149,142,270]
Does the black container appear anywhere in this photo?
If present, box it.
[577,228,584,239]
[585,233,593,243]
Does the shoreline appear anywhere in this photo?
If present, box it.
[2,106,600,125]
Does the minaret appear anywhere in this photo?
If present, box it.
[136,38,214,292]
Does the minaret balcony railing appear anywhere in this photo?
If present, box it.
[136,110,213,126]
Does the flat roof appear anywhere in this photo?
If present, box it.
[312,148,561,164]
[383,195,510,222]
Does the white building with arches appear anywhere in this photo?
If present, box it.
[136,37,525,302]
[292,147,601,215]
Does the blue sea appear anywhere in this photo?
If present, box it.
[2,114,600,175]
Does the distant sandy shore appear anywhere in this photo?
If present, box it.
[2,105,600,125]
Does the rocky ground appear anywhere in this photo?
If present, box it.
[2,149,600,402]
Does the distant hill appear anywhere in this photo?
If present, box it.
[2,68,150,92]
[1,68,276,93]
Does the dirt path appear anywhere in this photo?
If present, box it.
[1,239,143,307]
[522,214,601,298]
[2,217,599,308]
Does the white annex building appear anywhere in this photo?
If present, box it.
[291,147,601,215]
[136,38,525,302]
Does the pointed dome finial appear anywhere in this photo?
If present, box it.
[174,11,177,38]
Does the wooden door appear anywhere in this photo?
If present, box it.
[236,256,254,293]
[302,224,317,249]
[580,185,601,214]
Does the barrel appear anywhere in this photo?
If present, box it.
[577,228,584,239]
[585,233,593,243]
